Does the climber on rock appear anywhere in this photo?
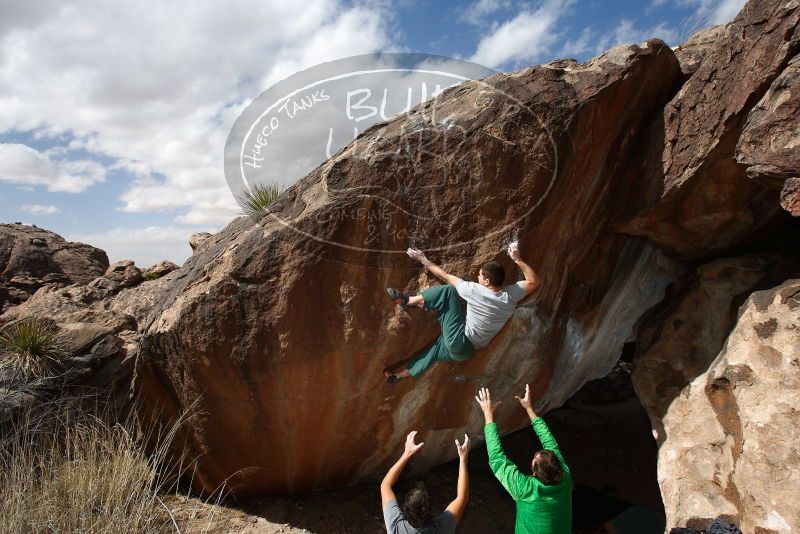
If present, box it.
[475,385,573,534]
[384,241,540,385]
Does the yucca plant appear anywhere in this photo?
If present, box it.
[236,182,285,215]
[0,318,68,379]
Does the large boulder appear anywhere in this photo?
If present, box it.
[632,256,776,437]
[671,24,726,78]
[0,223,108,313]
[129,0,799,506]
[624,2,800,522]
[134,40,685,494]
[736,53,800,216]
[617,0,800,258]
[636,276,800,532]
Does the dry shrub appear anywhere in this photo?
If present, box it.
[0,395,195,533]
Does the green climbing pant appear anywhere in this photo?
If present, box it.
[406,284,475,377]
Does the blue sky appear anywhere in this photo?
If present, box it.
[0,0,746,267]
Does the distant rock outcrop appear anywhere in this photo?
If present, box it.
[0,223,108,313]
[0,231,183,419]
[189,232,212,253]
[144,260,179,279]
[3,260,143,353]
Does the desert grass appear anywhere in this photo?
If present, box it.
[0,394,211,533]
[0,314,226,532]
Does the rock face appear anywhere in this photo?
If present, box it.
[672,24,726,78]
[617,0,800,258]
[134,39,686,495]
[636,276,800,532]
[0,223,109,313]
[736,53,800,216]
[131,0,800,502]
[781,176,800,215]
[633,256,772,439]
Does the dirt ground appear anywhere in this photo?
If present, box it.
[168,445,519,534]
[167,365,665,533]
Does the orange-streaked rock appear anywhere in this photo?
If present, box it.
[134,40,684,495]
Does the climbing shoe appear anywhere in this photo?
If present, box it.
[384,367,400,385]
[386,288,409,310]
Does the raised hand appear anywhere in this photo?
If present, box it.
[455,434,470,461]
[406,248,427,263]
[515,384,538,419]
[475,387,501,423]
[515,383,532,410]
[507,240,521,262]
[404,430,425,458]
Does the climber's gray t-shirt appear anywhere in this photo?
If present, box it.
[455,279,527,348]
[383,500,455,534]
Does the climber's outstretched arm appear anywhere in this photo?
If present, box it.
[407,248,460,287]
[507,243,540,296]
[380,431,424,507]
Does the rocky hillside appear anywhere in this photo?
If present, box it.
[0,226,180,418]
[0,223,109,314]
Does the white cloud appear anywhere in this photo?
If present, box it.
[559,26,595,58]
[0,143,106,192]
[0,143,51,186]
[457,0,513,27]
[0,1,396,227]
[557,15,684,60]
[592,19,681,55]
[20,204,61,214]
[66,225,217,268]
[575,0,745,61]
[681,0,747,27]
[649,0,747,41]
[470,0,577,68]
[649,0,745,20]
[708,0,747,24]
[49,159,108,193]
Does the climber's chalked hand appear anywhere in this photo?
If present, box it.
[407,248,427,263]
